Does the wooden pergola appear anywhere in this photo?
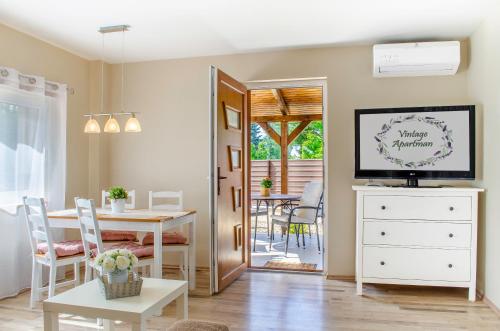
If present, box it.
[251,87,323,194]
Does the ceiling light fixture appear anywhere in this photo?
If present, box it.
[104,115,120,133]
[84,115,101,133]
[125,113,142,132]
[83,24,142,134]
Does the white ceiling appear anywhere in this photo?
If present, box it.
[0,0,492,63]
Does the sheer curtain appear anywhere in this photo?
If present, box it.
[0,66,67,299]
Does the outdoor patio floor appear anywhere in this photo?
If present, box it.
[250,214,324,271]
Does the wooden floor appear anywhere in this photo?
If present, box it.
[0,270,499,330]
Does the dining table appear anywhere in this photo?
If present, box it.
[251,193,301,251]
[46,208,196,290]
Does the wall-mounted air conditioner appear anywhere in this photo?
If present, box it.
[373,41,460,78]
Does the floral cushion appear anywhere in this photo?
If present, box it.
[101,231,137,241]
[142,232,187,245]
[37,240,85,257]
[91,241,154,258]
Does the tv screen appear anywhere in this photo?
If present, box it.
[355,105,475,181]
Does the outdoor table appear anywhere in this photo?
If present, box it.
[251,193,301,251]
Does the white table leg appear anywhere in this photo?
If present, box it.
[132,322,146,331]
[176,290,188,320]
[43,311,59,331]
[153,223,163,278]
[189,215,196,290]
[103,319,115,331]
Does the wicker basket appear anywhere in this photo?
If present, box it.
[97,272,143,300]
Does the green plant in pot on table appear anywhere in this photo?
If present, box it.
[108,186,128,213]
[260,177,272,197]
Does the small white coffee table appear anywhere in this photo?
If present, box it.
[43,278,188,331]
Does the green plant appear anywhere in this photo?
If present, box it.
[260,177,272,188]
[108,186,128,200]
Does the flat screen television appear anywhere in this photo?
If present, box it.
[355,105,475,186]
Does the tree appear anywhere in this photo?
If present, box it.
[250,121,323,160]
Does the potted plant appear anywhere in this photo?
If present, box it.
[108,186,128,213]
[260,177,272,197]
[95,249,138,284]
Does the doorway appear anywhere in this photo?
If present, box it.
[246,80,327,273]
[210,69,328,294]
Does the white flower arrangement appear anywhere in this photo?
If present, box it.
[95,249,139,274]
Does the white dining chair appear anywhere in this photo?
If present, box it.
[101,189,136,209]
[75,197,155,281]
[148,190,183,211]
[101,190,138,242]
[23,197,84,308]
[147,190,189,281]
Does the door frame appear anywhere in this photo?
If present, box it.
[210,72,329,294]
[245,77,329,276]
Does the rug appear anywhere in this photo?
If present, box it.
[263,261,318,271]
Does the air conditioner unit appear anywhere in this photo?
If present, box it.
[373,41,460,77]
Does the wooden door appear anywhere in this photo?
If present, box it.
[210,67,248,293]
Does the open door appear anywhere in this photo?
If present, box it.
[210,67,248,293]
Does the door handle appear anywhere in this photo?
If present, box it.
[217,167,227,195]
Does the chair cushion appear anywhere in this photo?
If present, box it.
[91,241,154,258]
[142,231,187,245]
[272,214,316,225]
[37,240,85,257]
[101,231,137,241]
[166,320,229,331]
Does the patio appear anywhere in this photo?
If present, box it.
[250,213,324,271]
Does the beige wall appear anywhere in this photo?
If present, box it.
[468,3,500,308]
[0,24,90,206]
[106,44,471,273]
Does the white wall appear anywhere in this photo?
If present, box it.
[468,2,500,308]
[106,44,470,274]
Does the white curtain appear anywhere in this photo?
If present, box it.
[0,66,67,299]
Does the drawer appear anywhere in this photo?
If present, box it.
[362,246,470,282]
[363,195,471,221]
[363,221,471,248]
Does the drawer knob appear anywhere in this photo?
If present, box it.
[449,206,454,211]
[380,261,385,266]
[448,264,453,268]
[449,233,454,238]
[381,231,386,236]
[381,205,386,210]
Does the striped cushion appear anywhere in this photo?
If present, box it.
[37,240,85,257]
[142,232,187,245]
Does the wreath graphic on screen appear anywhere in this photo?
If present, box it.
[375,114,453,168]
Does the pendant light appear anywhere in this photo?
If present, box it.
[84,115,101,133]
[125,113,142,132]
[119,27,141,133]
[83,25,141,133]
[104,115,120,133]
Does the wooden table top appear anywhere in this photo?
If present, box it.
[47,208,196,223]
[251,193,301,201]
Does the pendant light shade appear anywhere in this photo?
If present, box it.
[124,113,142,132]
[104,115,120,133]
[84,116,101,133]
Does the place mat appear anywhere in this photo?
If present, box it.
[263,261,317,271]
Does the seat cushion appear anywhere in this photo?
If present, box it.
[101,231,137,241]
[142,231,187,245]
[91,241,154,258]
[166,320,229,331]
[272,214,316,225]
[37,240,85,257]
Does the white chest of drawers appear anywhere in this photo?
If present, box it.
[353,186,483,301]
